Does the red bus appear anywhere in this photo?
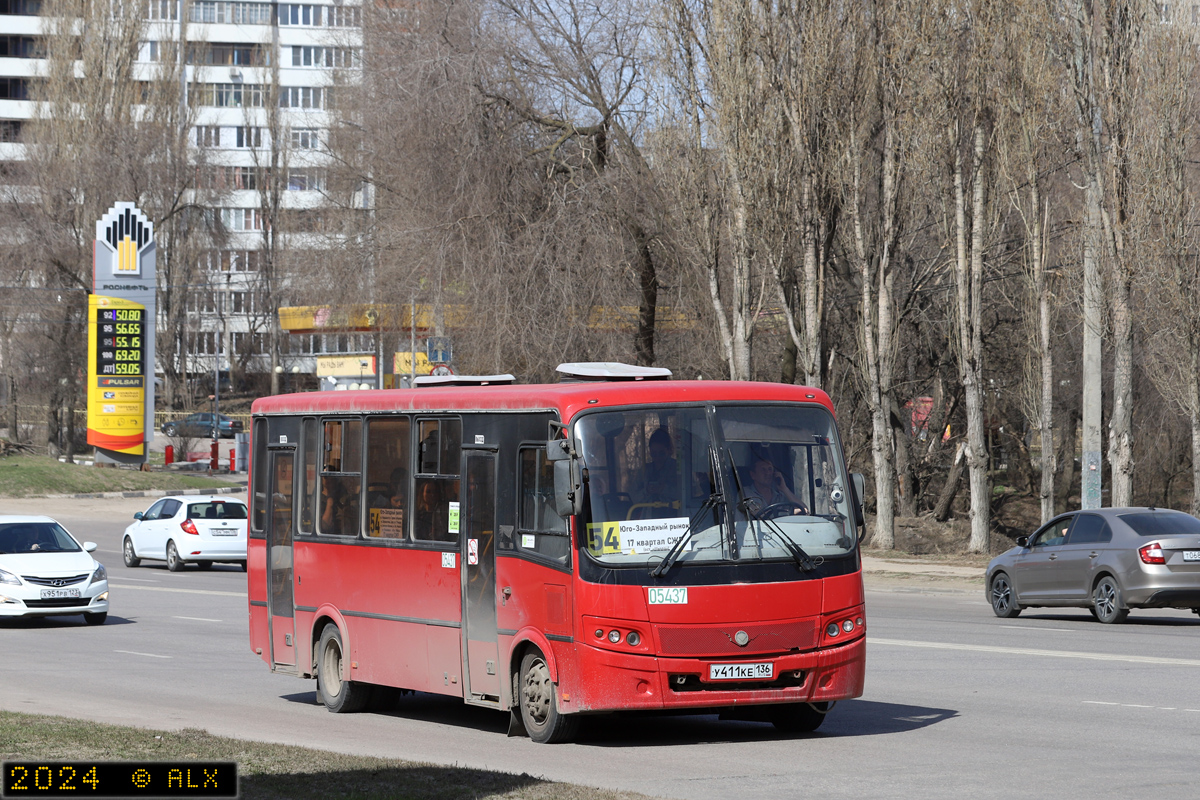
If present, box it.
[247,364,866,743]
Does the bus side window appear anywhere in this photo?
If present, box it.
[517,446,570,566]
[318,419,362,537]
[298,419,318,534]
[251,418,267,532]
[413,417,461,543]
[365,416,409,540]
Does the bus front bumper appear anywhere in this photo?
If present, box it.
[564,634,865,714]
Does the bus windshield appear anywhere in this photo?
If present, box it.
[576,404,856,569]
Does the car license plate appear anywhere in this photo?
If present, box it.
[709,662,773,681]
[1183,550,1200,562]
[210,529,237,536]
[40,588,80,599]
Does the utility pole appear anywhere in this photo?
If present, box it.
[1081,183,1103,510]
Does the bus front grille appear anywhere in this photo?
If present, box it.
[656,619,817,656]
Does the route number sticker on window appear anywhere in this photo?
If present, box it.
[586,518,690,556]
[648,587,687,605]
[447,501,460,534]
[441,552,456,568]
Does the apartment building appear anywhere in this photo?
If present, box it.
[0,0,365,385]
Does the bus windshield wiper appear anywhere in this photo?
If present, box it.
[651,448,725,577]
[726,450,816,572]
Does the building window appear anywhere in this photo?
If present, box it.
[292,46,358,68]
[0,35,41,58]
[287,169,325,191]
[189,43,270,66]
[196,83,264,108]
[0,78,30,100]
[220,208,264,232]
[236,126,263,148]
[145,0,177,20]
[279,86,327,110]
[0,120,21,142]
[290,128,320,149]
[194,125,220,148]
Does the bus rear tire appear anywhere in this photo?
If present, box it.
[317,624,371,713]
[770,701,831,733]
[518,651,579,744]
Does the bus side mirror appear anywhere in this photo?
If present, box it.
[850,473,866,528]
[546,437,572,461]
[553,459,584,518]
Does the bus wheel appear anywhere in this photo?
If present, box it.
[518,651,578,744]
[317,624,371,713]
[770,701,831,733]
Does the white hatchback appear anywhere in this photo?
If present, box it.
[123,495,248,572]
[0,516,110,625]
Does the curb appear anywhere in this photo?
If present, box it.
[35,487,247,500]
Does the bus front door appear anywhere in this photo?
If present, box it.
[461,450,500,703]
[267,449,296,669]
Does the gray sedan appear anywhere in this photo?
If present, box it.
[986,507,1200,623]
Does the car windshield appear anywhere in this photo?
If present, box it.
[575,404,856,568]
[0,522,82,554]
[187,502,248,520]
[1119,511,1200,537]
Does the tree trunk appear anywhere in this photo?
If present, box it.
[1031,177,1055,523]
[953,124,991,553]
[934,442,967,522]
[893,396,917,517]
[1191,358,1200,516]
[633,223,658,366]
[1057,407,1079,508]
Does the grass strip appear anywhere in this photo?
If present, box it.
[0,712,658,800]
[0,455,238,498]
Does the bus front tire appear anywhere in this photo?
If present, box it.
[770,701,831,733]
[317,624,371,713]
[518,651,579,744]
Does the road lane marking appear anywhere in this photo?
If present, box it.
[1085,701,1200,712]
[869,637,1200,666]
[108,583,243,598]
[114,650,172,659]
[173,616,222,622]
[1000,625,1075,632]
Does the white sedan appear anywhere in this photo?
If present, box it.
[0,515,110,625]
[123,495,248,572]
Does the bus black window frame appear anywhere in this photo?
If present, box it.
[317,417,363,538]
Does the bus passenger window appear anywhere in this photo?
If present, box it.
[413,477,459,542]
[318,419,362,537]
[366,417,409,539]
[517,447,570,565]
[299,419,318,533]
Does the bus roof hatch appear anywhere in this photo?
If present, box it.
[412,374,516,387]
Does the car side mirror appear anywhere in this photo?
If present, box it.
[83,542,97,553]
[133,511,144,521]
[1016,536,1029,548]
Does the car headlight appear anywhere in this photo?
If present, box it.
[90,563,107,585]
[0,568,20,586]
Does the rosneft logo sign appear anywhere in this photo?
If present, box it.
[98,204,153,277]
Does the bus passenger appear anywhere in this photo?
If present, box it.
[413,480,448,541]
[746,457,807,515]
[639,427,679,505]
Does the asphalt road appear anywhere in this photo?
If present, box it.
[3,496,1200,799]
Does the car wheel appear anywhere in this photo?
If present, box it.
[317,624,371,713]
[122,537,140,568]
[166,541,185,572]
[990,572,1021,618]
[1092,576,1129,624]
[83,612,107,626]
[518,650,579,744]
[239,561,248,572]
[197,561,213,570]
[770,701,831,733]
[163,423,177,436]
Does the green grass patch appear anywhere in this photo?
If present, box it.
[0,455,238,498]
[0,712,654,800]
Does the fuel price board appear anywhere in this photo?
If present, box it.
[87,295,147,455]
